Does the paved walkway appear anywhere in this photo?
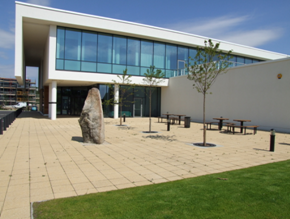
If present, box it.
[0,112,289,218]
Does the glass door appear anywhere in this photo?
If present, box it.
[62,96,70,115]
[133,98,142,117]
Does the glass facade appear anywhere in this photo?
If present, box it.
[56,26,262,77]
[56,85,161,118]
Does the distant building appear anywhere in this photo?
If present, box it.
[0,77,37,106]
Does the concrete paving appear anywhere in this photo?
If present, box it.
[0,112,289,218]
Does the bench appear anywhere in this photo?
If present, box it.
[158,116,167,123]
[227,124,259,135]
[169,116,179,124]
[205,122,219,130]
[158,116,181,124]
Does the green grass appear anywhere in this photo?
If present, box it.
[33,160,290,219]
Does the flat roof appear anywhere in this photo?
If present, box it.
[16,1,289,62]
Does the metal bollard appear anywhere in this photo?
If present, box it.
[270,129,275,152]
[167,119,170,131]
[123,114,126,122]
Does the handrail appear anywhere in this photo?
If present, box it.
[0,108,23,135]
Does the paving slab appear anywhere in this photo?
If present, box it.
[0,112,290,218]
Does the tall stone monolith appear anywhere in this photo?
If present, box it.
[79,88,105,144]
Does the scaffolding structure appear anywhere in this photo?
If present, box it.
[0,78,38,107]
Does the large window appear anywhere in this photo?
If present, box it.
[113,36,127,65]
[55,27,262,77]
[141,41,153,68]
[153,42,165,69]
[98,34,112,63]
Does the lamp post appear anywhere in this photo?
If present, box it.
[270,129,275,152]
[167,118,170,131]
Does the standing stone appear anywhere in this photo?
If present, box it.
[79,88,105,144]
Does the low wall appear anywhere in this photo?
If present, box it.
[161,58,290,133]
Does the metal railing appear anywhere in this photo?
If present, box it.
[172,61,246,78]
[0,108,23,135]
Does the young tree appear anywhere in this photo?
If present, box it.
[187,39,232,146]
[103,69,135,126]
[143,66,165,133]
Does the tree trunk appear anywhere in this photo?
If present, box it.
[203,92,206,146]
[149,88,152,132]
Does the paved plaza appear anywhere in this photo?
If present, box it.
[0,112,289,218]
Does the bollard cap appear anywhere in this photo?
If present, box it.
[270,129,275,135]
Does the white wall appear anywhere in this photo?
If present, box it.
[161,58,290,133]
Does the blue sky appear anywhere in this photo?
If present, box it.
[0,0,289,85]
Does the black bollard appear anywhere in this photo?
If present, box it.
[123,114,126,122]
[167,119,170,131]
[270,129,275,152]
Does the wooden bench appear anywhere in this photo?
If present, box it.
[205,122,219,130]
[169,116,179,124]
[227,124,259,135]
[158,117,167,123]
[158,116,179,124]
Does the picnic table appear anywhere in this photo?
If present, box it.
[213,117,229,130]
[233,119,251,133]
[174,114,186,125]
[162,113,174,120]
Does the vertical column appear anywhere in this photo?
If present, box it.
[114,84,119,119]
[48,83,52,119]
[49,81,57,120]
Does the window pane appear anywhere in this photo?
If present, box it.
[245,58,253,64]
[189,48,198,64]
[253,59,259,63]
[141,67,149,76]
[64,60,81,71]
[153,42,165,69]
[237,56,245,66]
[166,70,175,78]
[178,46,188,62]
[127,39,140,66]
[98,34,112,63]
[81,62,97,72]
[166,45,177,70]
[112,64,126,74]
[56,59,64,70]
[64,29,82,60]
[229,56,237,67]
[141,41,153,67]
[56,28,65,59]
[127,66,140,76]
[113,36,127,65]
[81,32,97,62]
[97,63,112,73]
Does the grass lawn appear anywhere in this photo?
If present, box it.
[33,160,290,219]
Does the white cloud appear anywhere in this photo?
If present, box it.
[27,0,50,6]
[223,29,283,47]
[0,64,14,78]
[168,15,249,37]
[166,15,283,47]
[0,29,14,49]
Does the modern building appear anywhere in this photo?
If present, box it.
[14,2,290,132]
[0,77,37,107]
